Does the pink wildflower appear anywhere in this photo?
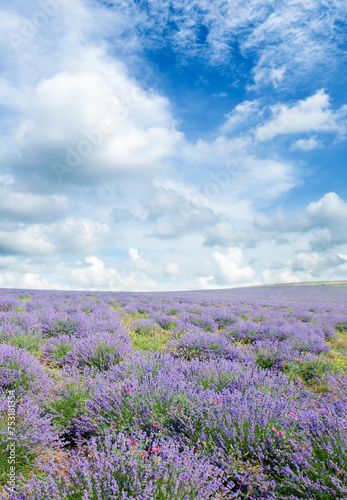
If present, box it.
[216,398,221,403]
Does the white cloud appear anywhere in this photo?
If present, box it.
[98,0,346,89]
[291,136,321,151]
[0,216,110,258]
[262,266,303,285]
[52,217,111,253]
[10,67,183,184]
[0,177,68,222]
[256,192,347,234]
[195,275,219,290]
[69,256,120,289]
[262,249,347,285]
[220,100,261,133]
[69,254,158,291]
[255,90,347,142]
[0,271,54,290]
[166,262,179,276]
[128,247,158,276]
[306,192,347,224]
[254,192,347,252]
[0,225,55,256]
[212,247,255,284]
[292,252,347,274]
[144,184,221,239]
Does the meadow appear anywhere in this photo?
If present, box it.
[0,285,346,499]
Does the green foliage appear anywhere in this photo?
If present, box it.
[0,440,37,486]
[131,330,170,352]
[47,383,88,428]
[5,333,43,357]
[52,341,74,363]
[18,295,32,301]
[284,356,333,387]
[336,321,347,332]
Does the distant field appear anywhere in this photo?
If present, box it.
[0,286,346,499]
[269,280,347,286]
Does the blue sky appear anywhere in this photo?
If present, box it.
[0,0,346,290]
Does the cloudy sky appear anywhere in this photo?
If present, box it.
[0,0,347,291]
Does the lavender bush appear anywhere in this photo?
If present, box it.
[0,345,51,396]
[42,334,76,366]
[64,332,133,371]
[0,397,61,487]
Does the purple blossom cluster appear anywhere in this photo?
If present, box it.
[0,285,346,499]
[0,345,51,396]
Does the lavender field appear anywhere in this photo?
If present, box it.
[0,285,347,500]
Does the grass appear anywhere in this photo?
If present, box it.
[118,311,173,351]
[0,441,37,487]
[4,333,43,357]
[46,381,89,428]
[130,327,172,351]
[282,328,347,393]
[18,295,32,301]
[325,329,347,373]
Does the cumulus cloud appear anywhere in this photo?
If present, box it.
[128,247,158,276]
[9,67,182,185]
[69,253,158,291]
[254,192,347,250]
[251,193,347,260]
[69,256,121,289]
[262,250,347,285]
[0,224,55,256]
[0,271,54,290]
[144,184,221,239]
[212,248,255,283]
[181,137,296,204]
[0,216,111,258]
[262,265,303,285]
[292,252,347,274]
[255,90,347,142]
[52,217,111,254]
[205,192,347,256]
[0,176,68,222]
[291,136,321,152]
